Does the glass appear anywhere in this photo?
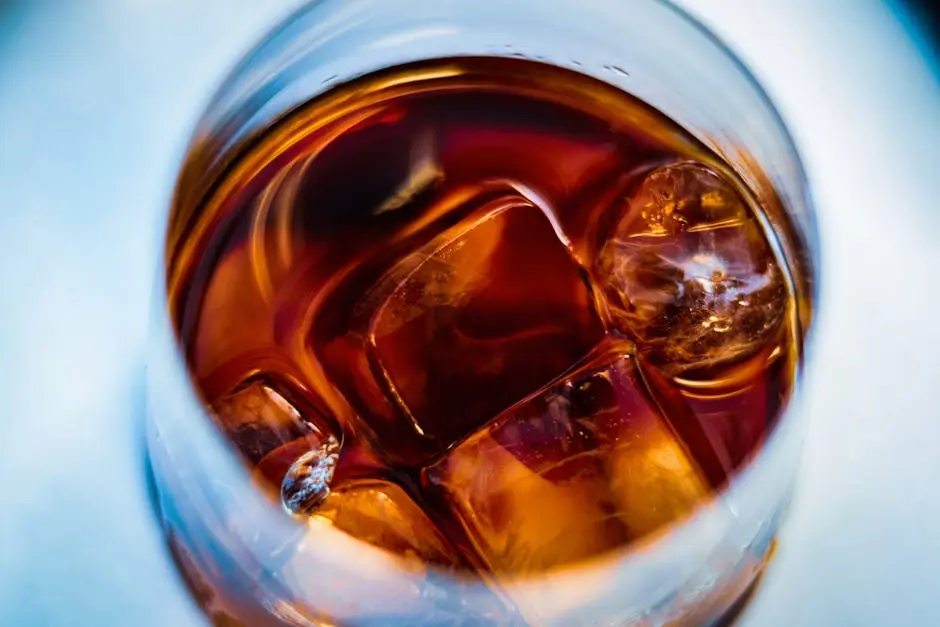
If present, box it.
[145,0,818,625]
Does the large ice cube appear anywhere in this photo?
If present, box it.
[425,431,625,574]
[425,341,710,574]
[595,162,788,375]
[320,187,605,466]
[311,479,463,568]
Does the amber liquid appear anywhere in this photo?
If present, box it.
[169,57,799,583]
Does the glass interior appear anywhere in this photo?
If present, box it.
[147,1,818,625]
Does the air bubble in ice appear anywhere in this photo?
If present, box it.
[280,433,341,516]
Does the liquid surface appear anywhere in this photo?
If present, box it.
[170,57,799,580]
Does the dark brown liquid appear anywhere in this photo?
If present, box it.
[169,57,799,579]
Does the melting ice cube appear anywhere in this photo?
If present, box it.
[595,162,788,375]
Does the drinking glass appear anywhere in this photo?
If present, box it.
[145,0,818,625]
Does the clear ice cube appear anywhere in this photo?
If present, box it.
[213,377,323,464]
[595,162,788,375]
[425,341,710,574]
[321,188,605,466]
[603,401,711,538]
[311,479,462,568]
[214,376,343,512]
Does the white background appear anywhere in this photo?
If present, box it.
[0,1,938,625]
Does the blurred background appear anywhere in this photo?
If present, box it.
[0,1,938,625]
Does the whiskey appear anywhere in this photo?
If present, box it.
[168,56,800,579]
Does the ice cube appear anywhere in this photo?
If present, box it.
[312,479,463,568]
[565,345,711,540]
[603,403,711,538]
[320,187,605,466]
[595,162,788,375]
[214,376,344,511]
[425,341,710,573]
[424,429,625,574]
[214,377,323,463]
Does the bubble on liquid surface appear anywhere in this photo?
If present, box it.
[281,433,341,516]
[595,161,788,374]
